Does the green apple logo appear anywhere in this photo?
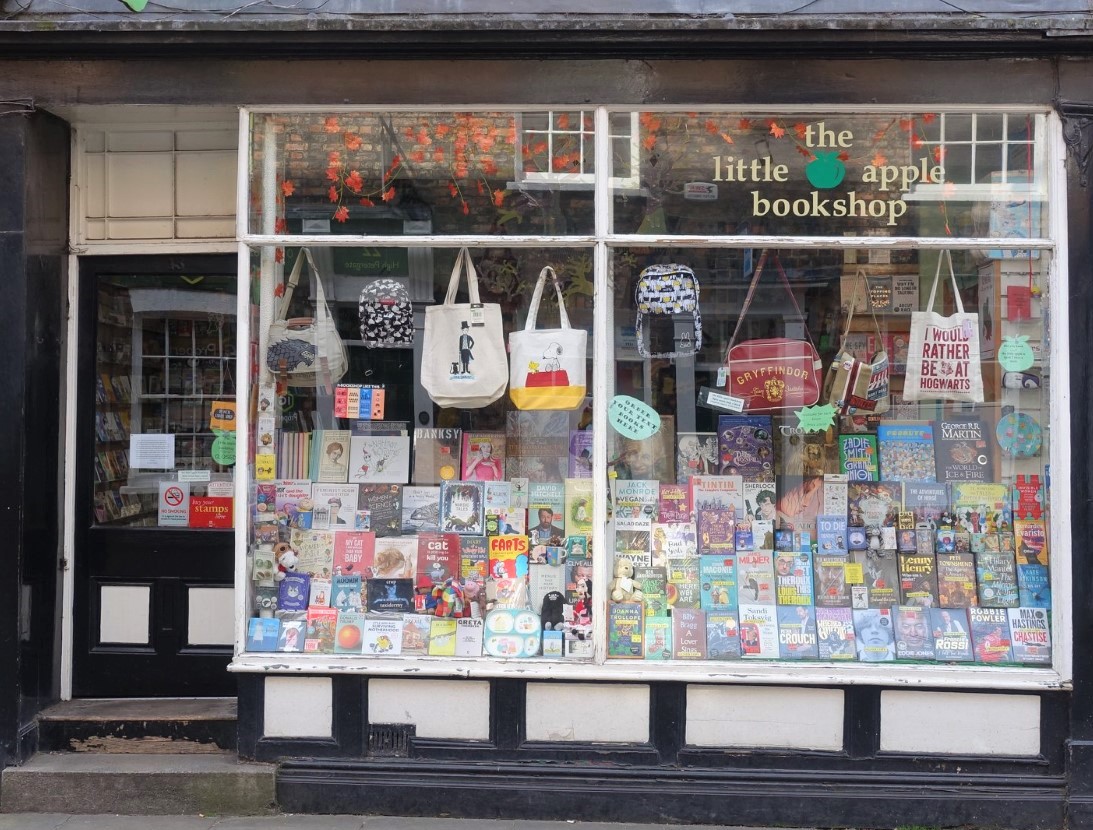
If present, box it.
[806,151,846,189]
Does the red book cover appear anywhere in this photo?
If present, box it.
[333,531,376,579]
[416,532,462,588]
[189,496,232,528]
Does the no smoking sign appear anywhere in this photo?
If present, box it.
[158,481,190,527]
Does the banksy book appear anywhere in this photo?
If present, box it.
[412,427,462,486]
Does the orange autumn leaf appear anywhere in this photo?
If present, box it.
[476,180,484,195]
[482,159,498,176]
[738,118,753,130]
[793,122,808,140]
[769,122,785,139]
[532,141,548,156]
[720,132,735,145]
[404,127,416,139]
[280,180,295,197]
[435,123,451,137]
[343,133,361,151]
[448,183,458,198]
[344,170,364,193]
[327,150,341,165]
[328,186,338,203]
[274,250,284,266]
[705,119,718,134]
[324,117,340,134]
[461,202,470,216]
[410,149,426,163]
[382,187,396,202]
[273,280,285,294]
[922,113,937,124]
[557,113,570,129]
[333,206,350,223]
[476,135,495,153]
[492,190,505,207]
[639,113,662,132]
[417,130,432,146]
[795,145,814,159]
[274,217,287,233]
[838,151,850,162]
[433,147,445,162]
[359,198,375,207]
[871,152,888,167]
[911,134,925,149]
[642,133,658,151]
[933,146,947,162]
[899,117,914,132]
[686,111,698,119]
[325,167,340,183]
[454,162,470,178]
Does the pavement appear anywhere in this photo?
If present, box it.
[0,819,814,830]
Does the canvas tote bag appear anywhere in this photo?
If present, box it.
[266,247,348,387]
[421,247,508,409]
[904,250,984,403]
[509,266,588,411]
[823,268,891,415]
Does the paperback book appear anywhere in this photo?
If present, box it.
[816,607,856,660]
[671,607,707,659]
[736,550,776,604]
[936,551,978,608]
[693,475,741,554]
[975,551,1020,608]
[666,556,701,609]
[738,603,779,658]
[699,553,738,610]
[607,603,644,658]
[460,432,506,482]
[850,549,900,608]
[401,486,441,534]
[615,517,652,567]
[331,574,363,612]
[930,608,973,661]
[564,478,594,537]
[371,537,417,579]
[893,606,935,659]
[455,617,485,657]
[427,618,458,656]
[658,484,691,524]
[814,552,851,608]
[651,521,698,563]
[846,481,902,528]
[416,532,461,589]
[643,616,673,660]
[361,615,403,656]
[877,421,936,482]
[333,610,366,654]
[412,428,462,486]
[310,483,358,530]
[777,605,819,659]
[853,608,896,662]
[839,433,879,481]
[366,578,414,613]
[316,430,352,483]
[1007,606,1052,665]
[1011,474,1046,521]
[1017,563,1051,608]
[634,566,668,617]
[304,606,338,652]
[401,614,432,655]
[357,484,403,537]
[774,551,814,606]
[288,529,335,580]
[969,606,1014,662]
[898,551,939,607]
[611,479,659,520]
[1014,519,1049,567]
[528,481,566,542]
[706,609,742,659]
[952,482,1011,534]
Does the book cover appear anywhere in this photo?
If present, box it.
[738,603,779,658]
[1007,607,1052,665]
[775,551,814,606]
[952,482,1011,534]
[814,552,851,608]
[975,551,1020,607]
[439,480,485,536]
[366,578,414,613]
[745,481,780,528]
[846,481,902,528]
[331,574,363,612]
[528,482,566,542]
[565,558,594,606]
[310,483,358,530]
[706,609,742,659]
[671,607,707,659]
[316,430,352,483]
[459,535,489,611]
[608,603,644,658]
[412,428,462,486]
[505,410,569,483]
[853,608,896,662]
[643,616,673,660]
[934,417,995,483]
[658,484,691,524]
[349,420,410,437]
[348,434,411,484]
[460,432,506,482]
[1014,519,1049,567]
[675,432,718,484]
[877,421,936,482]
[427,618,458,656]
[822,474,848,519]
[736,550,776,604]
[401,614,432,655]
[816,607,857,660]
[902,482,949,526]
[610,414,675,483]
[568,430,594,478]
[611,479,659,520]
[356,484,402,538]
[372,537,417,579]
[455,617,485,657]
[898,551,939,607]
[615,517,652,567]
[849,549,900,608]
[716,415,775,480]
[288,529,335,580]
[634,566,668,617]
[277,619,306,653]
[666,556,701,609]
[1017,564,1052,608]
[936,552,978,608]
[693,477,740,554]
[969,606,1014,662]
[274,479,312,528]
[894,606,935,659]
[485,510,526,537]
[650,522,698,564]
[777,605,819,659]
[277,572,310,614]
[361,614,403,656]
[564,478,594,537]
[839,434,879,481]
[699,553,737,610]
[1011,474,1046,521]
[247,618,280,651]
[930,608,973,661]
[401,486,441,534]
[528,563,566,615]
[484,481,512,512]
[488,534,530,580]
[817,514,849,555]
[304,606,338,653]
[308,578,331,608]
[333,610,366,653]
[775,475,824,536]
[416,532,461,589]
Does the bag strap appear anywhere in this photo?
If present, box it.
[524,266,571,332]
[277,248,327,322]
[925,250,964,314]
[443,247,482,306]
[726,249,818,352]
[841,267,884,345]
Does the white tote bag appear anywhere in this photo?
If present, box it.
[509,266,588,411]
[904,250,984,403]
[421,248,508,409]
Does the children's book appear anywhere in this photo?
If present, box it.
[427,618,458,656]
[817,514,849,555]
[936,552,977,608]
[361,614,403,656]
[706,609,742,659]
[400,614,432,655]
[699,553,737,610]
[615,517,652,567]
[488,534,530,580]
[736,550,776,604]
[401,486,441,534]
[934,416,995,483]
[666,556,701,610]
[439,480,485,536]
[692,476,741,554]
[564,478,594,537]
[371,537,417,579]
[277,619,306,653]
[877,421,936,482]
[849,549,900,608]
[839,433,879,481]
[288,529,335,579]
[357,484,403,538]
[608,603,644,658]
[277,572,310,613]
[308,578,331,608]
[716,415,775,480]
[331,574,363,612]
[657,483,691,524]
[675,432,718,485]
[814,552,851,608]
[455,617,485,657]
[777,605,819,659]
[643,616,673,660]
[930,608,973,662]
[568,430,594,478]
[816,607,856,660]
[304,606,338,653]
[975,551,1020,608]
[416,532,461,589]
[853,608,896,662]
[952,482,1011,534]
[1011,474,1046,521]
[898,551,939,607]
[459,535,489,613]
[460,432,506,482]
[774,551,814,606]
[1007,607,1052,665]
[969,607,1014,662]
[671,607,707,659]
[334,610,366,653]
[1014,519,1049,567]
[738,603,779,658]
[316,430,352,483]
[366,578,414,613]
[1017,563,1051,608]
[893,606,935,659]
[846,481,902,528]
[902,482,949,527]
[348,434,411,484]
[247,618,280,651]
[310,483,358,530]
[412,428,462,486]
[484,481,512,513]
[611,479,659,520]
[275,479,312,528]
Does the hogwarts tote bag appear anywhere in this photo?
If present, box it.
[421,247,508,409]
[509,266,588,410]
[904,250,984,403]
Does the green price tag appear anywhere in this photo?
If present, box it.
[794,403,837,433]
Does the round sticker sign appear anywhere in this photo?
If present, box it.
[608,395,662,440]
[211,432,236,466]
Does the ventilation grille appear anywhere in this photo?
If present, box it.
[368,723,414,757]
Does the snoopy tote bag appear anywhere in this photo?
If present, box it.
[508,266,588,411]
[421,247,508,409]
[904,250,984,403]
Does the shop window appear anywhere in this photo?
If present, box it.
[515,111,640,189]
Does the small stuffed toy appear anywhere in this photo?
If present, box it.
[540,591,565,631]
[274,541,298,582]
[609,558,644,603]
[432,577,467,618]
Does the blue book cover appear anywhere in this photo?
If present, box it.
[777,605,819,659]
[699,553,738,611]
[774,551,814,606]
[706,609,742,659]
[332,574,363,612]
[817,514,849,555]
[247,617,281,652]
[1017,563,1052,608]
[277,572,311,613]
[877,421,936,482]
[716,414,775,480]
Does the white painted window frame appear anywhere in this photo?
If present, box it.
[231,105,1070,692]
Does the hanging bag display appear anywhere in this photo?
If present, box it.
[823,268,891,416]
[266,247,348,387]
[723,250,823,413]
[420,247,508,409]
[359,278,415,349]
[508,266,588,411]
[904,250,984,403]
[634,263,702,359]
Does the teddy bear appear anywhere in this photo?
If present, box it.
[274,541,298,582]
[609,558,643,603]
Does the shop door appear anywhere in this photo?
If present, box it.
[74,255,237,697]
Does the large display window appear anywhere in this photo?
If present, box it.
[235,107,1065,684]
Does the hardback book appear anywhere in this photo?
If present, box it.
[675,432,718,485]
[542,629,564,658]
[898,551,939,607]
[1017,563,1052,608]
[401,486,441,534]
[412,427,462,486]
[952,482,1011,534]
[528,481,566,543]
[455,617,485,657]
[644,616,673,660]
[275,479,312,528]
[839,433,879,481]
[935,527,956,553]
[736,550,776,604]
[693,476,740,555]
[331,574,363,612]
[699,553,738,610]
[304,606,338,653]
[289,528,336,580]
[400,613,432,655]
[484,481,512,513]
[611,479,659,520]
[565,558,594,607]
[348,434,411,484]
[361,614,403,656]
[310,483,358,530]
[634,566,668,617]
[459,535,489,612]
[564,478,594,537]
[816,607,856,660]
[877,421,936,482]
[505,411,571,484]
[900,481,947,528]
[934,416,995,483]
[671,607,707,659]
[528,563,566,615]
[357,484,403,538]
[316,430,352,483]
[1011,474,1046,521]
[568,430,594,478]
[366,578,414,613]
[247,617,280,651]
[969,606,1015,662]
[894,606,935,659]
[936,551,978,608]
[333,610,366,653]
[308,578,331,608]
[975,551,1020,607]
[706,609,742,659]
[427,618,458,656]
[277,572,310,613]
[897,528,918,552]
[774,551,814,606]
[716,414,775,480]
[416,532,461,589]
[814,552,851,608]
[1007,607,1052,665]
[608,603,644,658]
[658,483,691,524]
[371,536,417,579]
[777,605,819,659]
[439,480,485,536]
[277,619,306,653]
[853,608,896,662]
[615,517,652,567]
[817,514,849,555]
[850,549,900,608]
[738,603,779,659]
[460,431,506,482]
[666,556,701,609]
[930,608,973,662]
[488,534,530,580]
[846,481,903,528]
[1014,519,1049,567]
[651,521,698,563]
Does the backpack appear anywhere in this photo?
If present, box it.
[358,278,415,349]
[634,264,702,358]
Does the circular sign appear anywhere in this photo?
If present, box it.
[212,432,237,466]
[163,486,185,506]
[608,395,661,440]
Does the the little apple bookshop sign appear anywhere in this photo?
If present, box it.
[711,121,945,226]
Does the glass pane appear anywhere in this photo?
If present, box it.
[976,114,1005,143]
[608,246,1052,666]
[94,275,237,528]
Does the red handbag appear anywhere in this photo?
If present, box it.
[723,250,822,413]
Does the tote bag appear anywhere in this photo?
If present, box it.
[904,250,984,403]
[723,250,823,413]
[822,268,891,416]
[266,247,348,387]
[421,247,508,409]
[509,266,588,411]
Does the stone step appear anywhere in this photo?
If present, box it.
[0,752,275,815]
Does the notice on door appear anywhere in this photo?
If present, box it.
[158,481,190,527]
[131,434,176,470]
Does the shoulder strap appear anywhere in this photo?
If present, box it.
[443,247,482,306]
[925,250,963,314]
[277,248,325,322]
[524,266,571,331]
[726,249,816,352]
[840,267,883,345]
